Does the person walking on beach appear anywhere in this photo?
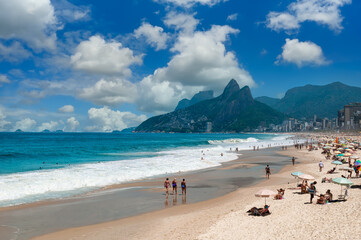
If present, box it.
[319,160,324,172]
[292,157,295,166]
[172,178,177,195]
[164,178,170,195]
[265,165,271,179]
[181,178,187,195]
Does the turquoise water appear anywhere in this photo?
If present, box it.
[0,132,293,206]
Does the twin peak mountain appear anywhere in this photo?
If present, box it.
[136,80,285,132]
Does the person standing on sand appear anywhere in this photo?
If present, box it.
[265,165,271,179]
[292,157,295,166]
[309,182,316,203]
[164,178,170,195]
[181,179,186,195]
[172,178,177,195]
[319,160,324,172]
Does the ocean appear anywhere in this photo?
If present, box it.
[0,132,300,207]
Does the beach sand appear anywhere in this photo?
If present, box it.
[0,147,290,240]
[31,144,361,240]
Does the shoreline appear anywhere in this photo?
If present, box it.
[29,146,305,240]
[0,146,296,240]
[32,139,361,240]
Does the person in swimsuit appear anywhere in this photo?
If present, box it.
[292,157,295,166]
[181,178,186,195]
[172,178,177,195]
[309,182,316,203]
[164,178,170,195]
[265,165,271,179]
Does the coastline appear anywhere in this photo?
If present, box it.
[0,146,294,240]
[27,146,303,240]
[32,141,361,240]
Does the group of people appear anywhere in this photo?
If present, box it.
[300,179,333,204]
[164,178,187,196]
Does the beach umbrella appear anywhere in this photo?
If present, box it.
[298,174,315,180]
[337,154,344,157]
[337,148,344,151]
[332,160,343,165]
[291,171,304,186]
[332,177,353,196]
[255,189,277,205]
[323,146,331,149]
[344,153,352,157]
[334,151,341,154]
[339,167,352,171]
[291,171,303,177]
[351,155,359,159]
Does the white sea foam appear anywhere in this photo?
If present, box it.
[0,134,305,206]
[208,137,259,144]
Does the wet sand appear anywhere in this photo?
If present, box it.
[0,147,292,240]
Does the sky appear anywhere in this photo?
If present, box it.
[0,0,360,132]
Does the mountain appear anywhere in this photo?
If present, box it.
[255,82,361,119]
[254,96,280,110]
[175,90,214,110]
[136,79,286,132]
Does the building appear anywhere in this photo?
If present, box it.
[338,103,361,129]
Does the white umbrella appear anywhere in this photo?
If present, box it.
[339,167,352,171]
[351,155,359,159]
[255,189,277,205]
[298,174,315,180]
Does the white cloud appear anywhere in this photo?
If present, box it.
[71,35,143,75]
[276,38,330,67]
[266,0,352,33]
[37,121,59,131]
[0,0,57,50]
[86,106,147,132]
[0,74,10,86]
[134,22,169,50]
[0,41,31,62]
[164,12,199,35]
[137,25,255,113]
[13,118,37,132]
[154,0,226,8]
[58,105,74,113]
[64,117,79,132]
[227,13,238,21]
[78,78,138,106]
[0,107,10,131]
[53,0,90,22]
[266,12,300,32]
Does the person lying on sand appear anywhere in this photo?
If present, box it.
[327,167,336,174]
[322,177,332,183]
[247,205,270,216]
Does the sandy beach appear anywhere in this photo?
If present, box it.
[29,136,361,240]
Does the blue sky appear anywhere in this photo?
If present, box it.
[0,0,360,132]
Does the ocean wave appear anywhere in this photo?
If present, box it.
[0,146,238,206]
[208,137,259,144]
